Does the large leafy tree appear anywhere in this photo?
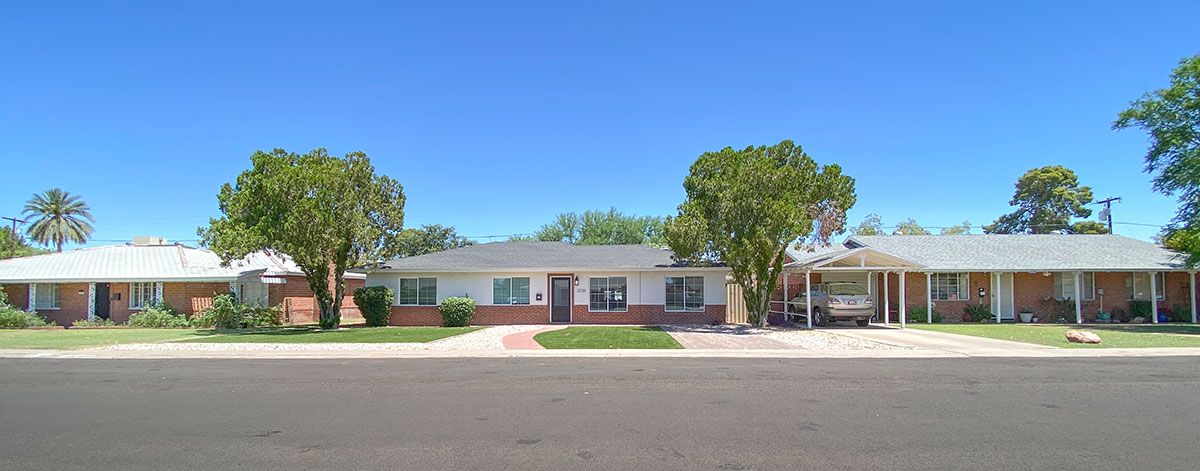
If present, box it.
[940,221,971,235]
[535,208,665,246]
[665,140,856,326]
[23,188,95,252]
[1,227,48,259]
[894,218,931,235]
[984,165,1097,234]
[849,213,884,235]
[200,148,406,328]
[396,224,474,257]
[1114,53,1200,262]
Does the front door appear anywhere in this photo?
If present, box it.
[94,283,110,320]
[989,273,1014,321]
[550,277,572,323]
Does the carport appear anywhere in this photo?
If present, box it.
[774,247,927,329]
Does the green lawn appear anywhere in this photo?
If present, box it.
[0,329,218,350]
[910,323,1200,348]
[179,326,483,343]
[534,326,684,349]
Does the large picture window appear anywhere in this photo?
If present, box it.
[666,276,704,312]
[930,273,969,301]
[493,277,531,305]
[129,282,159,309]
[34,283,60,310]
[1054,272,1096,301]
[399,278,437,305]
[588,276,627,312]
[1126,273,1166,301]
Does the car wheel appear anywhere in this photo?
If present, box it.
[813,307,827,327]
[856,319,870,327]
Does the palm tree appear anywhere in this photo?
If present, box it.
[23,188,95,252]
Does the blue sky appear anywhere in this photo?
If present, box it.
[2,1,1196,249]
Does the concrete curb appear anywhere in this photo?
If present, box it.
[3,347,1200,360]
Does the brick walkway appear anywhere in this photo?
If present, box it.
[661,325,798,350]
[500,326,567,350]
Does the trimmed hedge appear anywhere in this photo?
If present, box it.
[439,297,476,327]
[354,286,395,327]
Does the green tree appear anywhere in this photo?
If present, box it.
[940,221,971,235]
[0,227,48,259]
[984,166,1094,234]
[1070,221,1110,235]
[894,218,931,235]
[1114,53,1200,263]
[199,148,406,329]
[850,213,884,235]
[535,208,665,246]
[665,140,856,327]
[396,224,475,257]
[23,188,95,252]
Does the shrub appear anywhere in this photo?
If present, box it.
[1170,303,1192,323]
[0,308,52,328]
[127,302,190,328]
[963,304,993,322]
[191,294,282,329]
[73,317,117,327]
[354,286,394,327]
[1128,300,1153,319]
[439,297,476,327]
[907,306,944,323]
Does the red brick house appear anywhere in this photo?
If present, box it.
[355,241,730,325]
[775,234,1196,327]
[0,238,363,325]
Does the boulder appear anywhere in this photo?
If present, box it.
[1131,317,1146,324]
[1065,331,1101,344]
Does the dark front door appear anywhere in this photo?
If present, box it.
[550,277,571,323]
[94,283,110,320]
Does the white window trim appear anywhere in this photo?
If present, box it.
[1126,273,1166,301]
[665,276,705,312]
[929,273,969,301]
[128,281,162,310]
[588,276,629,313]
[32,283,61,310]
[397,277,437,306]
[492,277,531,305]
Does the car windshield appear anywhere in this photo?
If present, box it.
[828,284,867,296]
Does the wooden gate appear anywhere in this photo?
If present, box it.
[725,283,748,324]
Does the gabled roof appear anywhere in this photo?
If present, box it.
[845,234,1188,272]
[0,244,363,283]
[785,246,925,271]
[361,241,722,272]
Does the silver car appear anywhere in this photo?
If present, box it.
[787,282,875,327]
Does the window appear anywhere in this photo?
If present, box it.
[398,278,437,305]
[492,277,530,305]
[588,276,628,312]
[1054,273,1095,301]
[129,282,159,309]
[666,276,704,312]
[1127,273,1166,301]
[929,273,969,301]
[33,283,60,310]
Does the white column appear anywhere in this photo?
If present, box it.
[27,283,36,311]
[996,273,1002,323]
[867,271,874,324]
[899,271,907,328]
[925,272,933,323]
[883,272,890,326]
[1073,271,1083,324]
[1150,272,1159,324]
[87,283,96,321]
[783,272,789,322]
[1190,272,1197,324]
[805,270,813,330]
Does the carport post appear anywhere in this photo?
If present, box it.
[898,271,907,328]
[783,272,789,322]
[1190,272,1197,324]
[805,270,813,330]
[1150,272,1159,324]
[882,272,890,326]
[925,272,933,323]
[1073,272,1083,324]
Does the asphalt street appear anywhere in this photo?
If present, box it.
[1,357,1197,470]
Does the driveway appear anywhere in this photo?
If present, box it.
[827,324,1059,354]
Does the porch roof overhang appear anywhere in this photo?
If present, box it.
[783,247,926,272]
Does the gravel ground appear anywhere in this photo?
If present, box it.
[94,325,546,352]
[663,324,909,350]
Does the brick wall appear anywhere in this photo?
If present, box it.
[389,303,726,326]
[1,283,29,310]
[162,282,230,316]
[273,275,364,324]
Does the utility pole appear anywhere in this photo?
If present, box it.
[1095,197,1121,235]
[1,217,27,259]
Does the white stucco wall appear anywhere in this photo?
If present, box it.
[365,269,729,307]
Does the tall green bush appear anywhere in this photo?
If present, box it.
[0,290,52,328]
[1170,303,1192,323]
[354,286,394,327]
[1129,300,1153,319]
[963,304,992,322]
[127,302,189,328]
[907,306,944,323]
[190,294,282,329]
[439,297,476,327]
